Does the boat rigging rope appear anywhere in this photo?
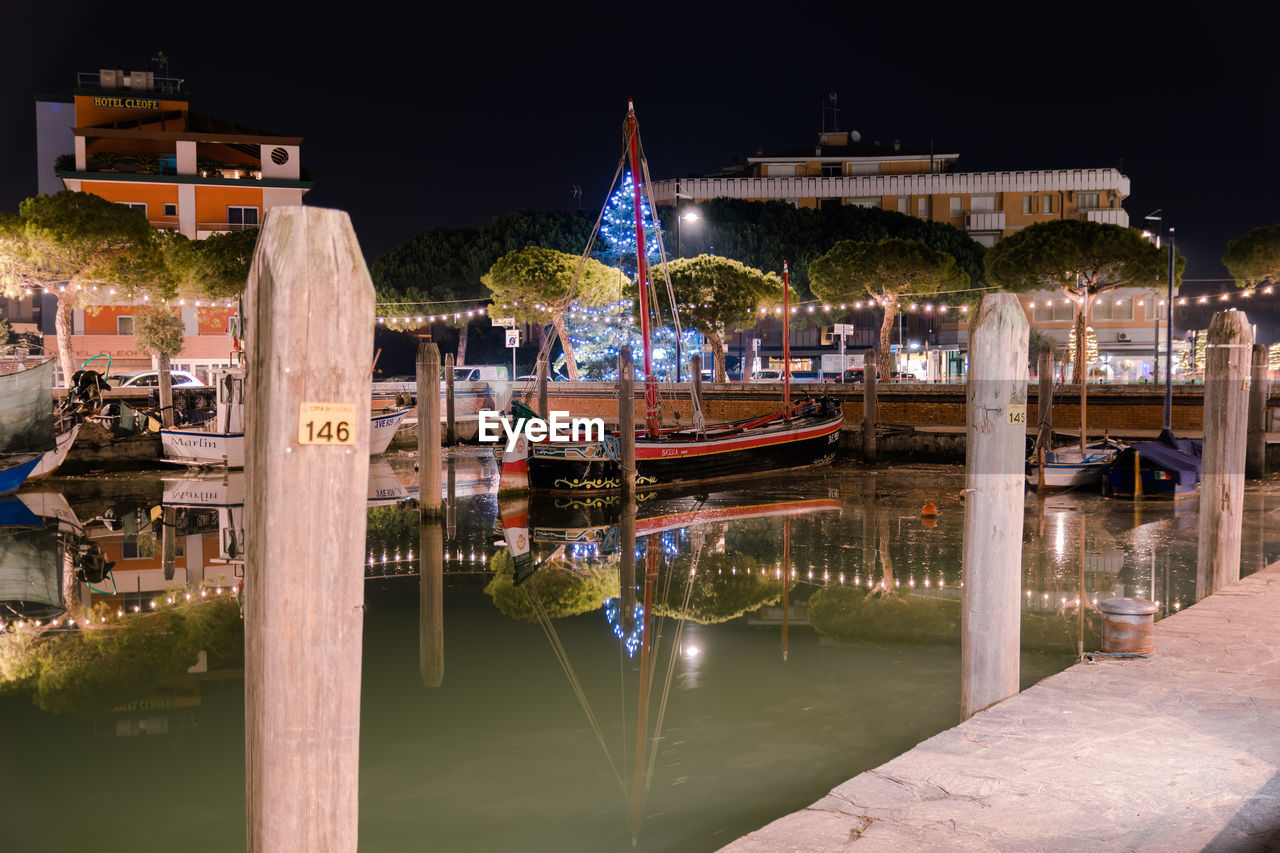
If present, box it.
[524,583,626,793]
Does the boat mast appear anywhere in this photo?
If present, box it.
[625,100,661,437]
[782,260,791,409]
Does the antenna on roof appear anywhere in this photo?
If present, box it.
[570,184,582,210]
[821,92,840,133]
[151,51,169,75]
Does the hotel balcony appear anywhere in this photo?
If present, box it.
[965,211,1006,231]
[1084,208,1129,226]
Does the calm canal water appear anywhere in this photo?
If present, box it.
[2,451,1278,852]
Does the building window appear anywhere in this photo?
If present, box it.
[1093,297,1133,321]
[1041,195,1054,215]
[819,198,841,210]
[970,194,996,212]
[897,196,908,214]
[116,201,147,215]
[821,163,842,177]
[973,233,998,248]
[844,197,881,209]
[1034,300,1075,323]
[1077,191,1101,210]
[948,197,962,216]
[117,315,135,335]
[917,198,928,218]
[1022,194,1033,214]
[227,206,259,229]
[163,202,177,217]
[849,161,880,175]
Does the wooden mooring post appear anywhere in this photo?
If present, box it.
[157,352,175,428]
[444,352,456,446]
[1247,343,1267,479]
[243,206,372,852]
[1197,310,1253,595]
[961,293,1028,720]
[862,348,877,463]
[619,347,636,497]
[419,515,444,688]
[536,353,549,419]
[417,342,442,519]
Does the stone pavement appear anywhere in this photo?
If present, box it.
[723,565,1280,852]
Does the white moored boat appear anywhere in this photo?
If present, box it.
[1026,441,1122,489]
[160,368,411,468]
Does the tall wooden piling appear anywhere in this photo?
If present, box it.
[243,206,372,853]
[445,455,457,539]
[157,352,175,428]
[536,353,549,419]
[1247,343,1267,479]
[961,293,1028,720]
[862,348,877,463]
[1035,349,1053,450]
[417,342,442,519]
[161,506,176,581]
[419,515,444,688]
[1197,310,1253,594]
[619,347,636,496]
[444,352,456,446]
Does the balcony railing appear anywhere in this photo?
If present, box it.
[965,211,1006,231]
[1084,208,1128,226]
[197,222,259,233]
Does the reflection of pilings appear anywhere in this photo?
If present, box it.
[620,502,636,639]
[860,477,876,580]
[162,506,176,581]
[419,517,444,688]
[446,456,457,540]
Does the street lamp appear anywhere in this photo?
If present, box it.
[673,182,700,382]
[1144,210,1164,387]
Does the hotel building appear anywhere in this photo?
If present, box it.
[652,130,1179,378]
[11,68,311,376]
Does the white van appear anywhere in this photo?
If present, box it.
[453,365,509,383]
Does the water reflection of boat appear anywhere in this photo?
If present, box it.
[1,358,58,494]
[0,488,86,620]
[520,490,843,549]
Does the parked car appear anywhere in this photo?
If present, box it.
[109,370,205,388]
[749,369,820,383]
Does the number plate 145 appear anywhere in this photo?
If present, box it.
[299,402,357,446]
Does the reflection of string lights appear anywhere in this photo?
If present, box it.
[603,598,644,657]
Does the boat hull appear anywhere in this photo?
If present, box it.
[1026,445,1118,489]
[527,413,843,493]
[0,454,42,495]
[28,424,81,480]
[370,407,410,455]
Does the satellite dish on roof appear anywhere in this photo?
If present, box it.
[850,131,861,143]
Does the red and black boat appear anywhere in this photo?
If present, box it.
[510,100,843,494]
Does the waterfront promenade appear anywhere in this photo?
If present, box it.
[724,563,1280,852]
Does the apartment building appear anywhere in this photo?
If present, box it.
[18,68,311,376]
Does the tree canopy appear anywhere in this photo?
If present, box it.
[134,306,187,358]
[0,192,172,384]
[809,238,969,376]
[662,255,780,381]
[660,198,986,297]
[482,246,622,379]
[984,219,1176,382]
[1223,224,1280,290]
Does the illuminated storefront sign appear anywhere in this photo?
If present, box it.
[91,96,160,110]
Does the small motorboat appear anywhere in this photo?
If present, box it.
[1026,439,1124,489]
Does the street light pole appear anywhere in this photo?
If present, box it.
[1164,227,1175,431]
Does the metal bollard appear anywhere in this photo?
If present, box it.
[1099,597,1158,655]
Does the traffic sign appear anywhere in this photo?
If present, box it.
[492,317,516,328]
[505,329,521,348]
[832,323,855,335]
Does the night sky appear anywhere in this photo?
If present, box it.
[3,2,1276,293]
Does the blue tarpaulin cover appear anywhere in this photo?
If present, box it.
[1127,430,1203,486]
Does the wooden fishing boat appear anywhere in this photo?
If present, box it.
[160,368,411,467]
[511,101,842,494]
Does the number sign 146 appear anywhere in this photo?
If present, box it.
[299,402,357,446]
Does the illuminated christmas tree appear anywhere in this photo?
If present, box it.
[561,171,701,379]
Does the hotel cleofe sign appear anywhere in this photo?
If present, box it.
[91,95,161,110]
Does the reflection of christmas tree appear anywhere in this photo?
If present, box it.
[564,171,701,379]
